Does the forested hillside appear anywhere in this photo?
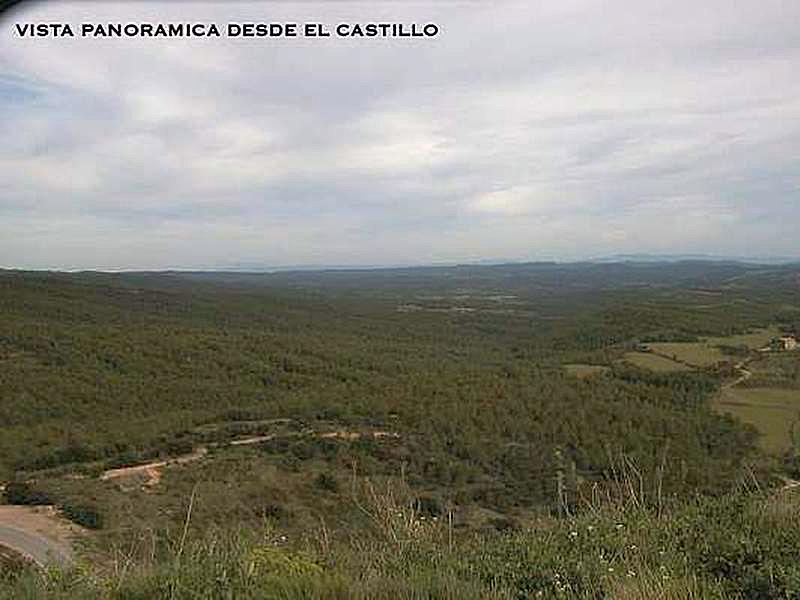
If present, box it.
[1,262,799,598]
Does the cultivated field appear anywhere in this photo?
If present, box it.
[703,327,781,350]
[622,352,692,372]
[645,342,727,367]
[715,388,800,453]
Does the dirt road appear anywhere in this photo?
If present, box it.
[0,507,75,567]
[100,428,401,487]
[723,361,753,389]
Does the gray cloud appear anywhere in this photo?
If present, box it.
[1,0,799,269]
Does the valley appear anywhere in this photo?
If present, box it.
[1,261,799,598]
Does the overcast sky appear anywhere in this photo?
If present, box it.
[1,1,799,270]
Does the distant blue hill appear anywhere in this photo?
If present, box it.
[587,253,800,265]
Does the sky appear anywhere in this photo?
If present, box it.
[1,0,799,270]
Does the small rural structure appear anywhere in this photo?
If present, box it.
[772,336,798,351]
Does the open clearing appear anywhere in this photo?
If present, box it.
[563,364,610,379]
[622,352,692,372]
[625,326,783,373]
[715,388,800,453]
[703,327,781,350]
[645,342,726,367]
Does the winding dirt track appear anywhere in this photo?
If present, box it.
[100,428,401,487]
[723,361,753,389]
[0,524,71,567]
[0,506,75,567]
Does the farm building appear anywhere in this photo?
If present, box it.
[772,336,798,351]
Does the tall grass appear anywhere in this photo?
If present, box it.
[3,475,800,599]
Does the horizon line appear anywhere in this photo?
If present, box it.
[3,254,800,275]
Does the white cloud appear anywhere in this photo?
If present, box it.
[1,0,799,269]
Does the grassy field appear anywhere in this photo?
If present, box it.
[704,326,782,350]
[645,342,726,367]
[740,351,800,390]
[622,352,692,373]
[626,327,785,374]
[563,364,610,379]
[715,388,800,453]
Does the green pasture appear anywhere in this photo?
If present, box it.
[715,388,800,453]
[622,352,692,373]
[703,326,782,350]
[646,342,726,367]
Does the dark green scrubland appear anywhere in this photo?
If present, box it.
[1,262,799,598]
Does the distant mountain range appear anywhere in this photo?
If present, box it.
[587,254,800,265]
[7,254,799,275]
[210,254,800,273]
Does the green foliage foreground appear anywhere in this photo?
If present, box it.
[3,489,800,599]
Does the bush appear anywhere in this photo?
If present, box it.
[60,502,103,529]
[314,472,339,493]
[413,494,444,517]
[3,481,52,505]
[260,503,289,523]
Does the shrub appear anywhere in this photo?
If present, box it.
[60,502,103,529]
[413,494,444,517]
[314,472,339,493]
[3,481,52,505]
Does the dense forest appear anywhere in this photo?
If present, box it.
[1,261,799,597]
